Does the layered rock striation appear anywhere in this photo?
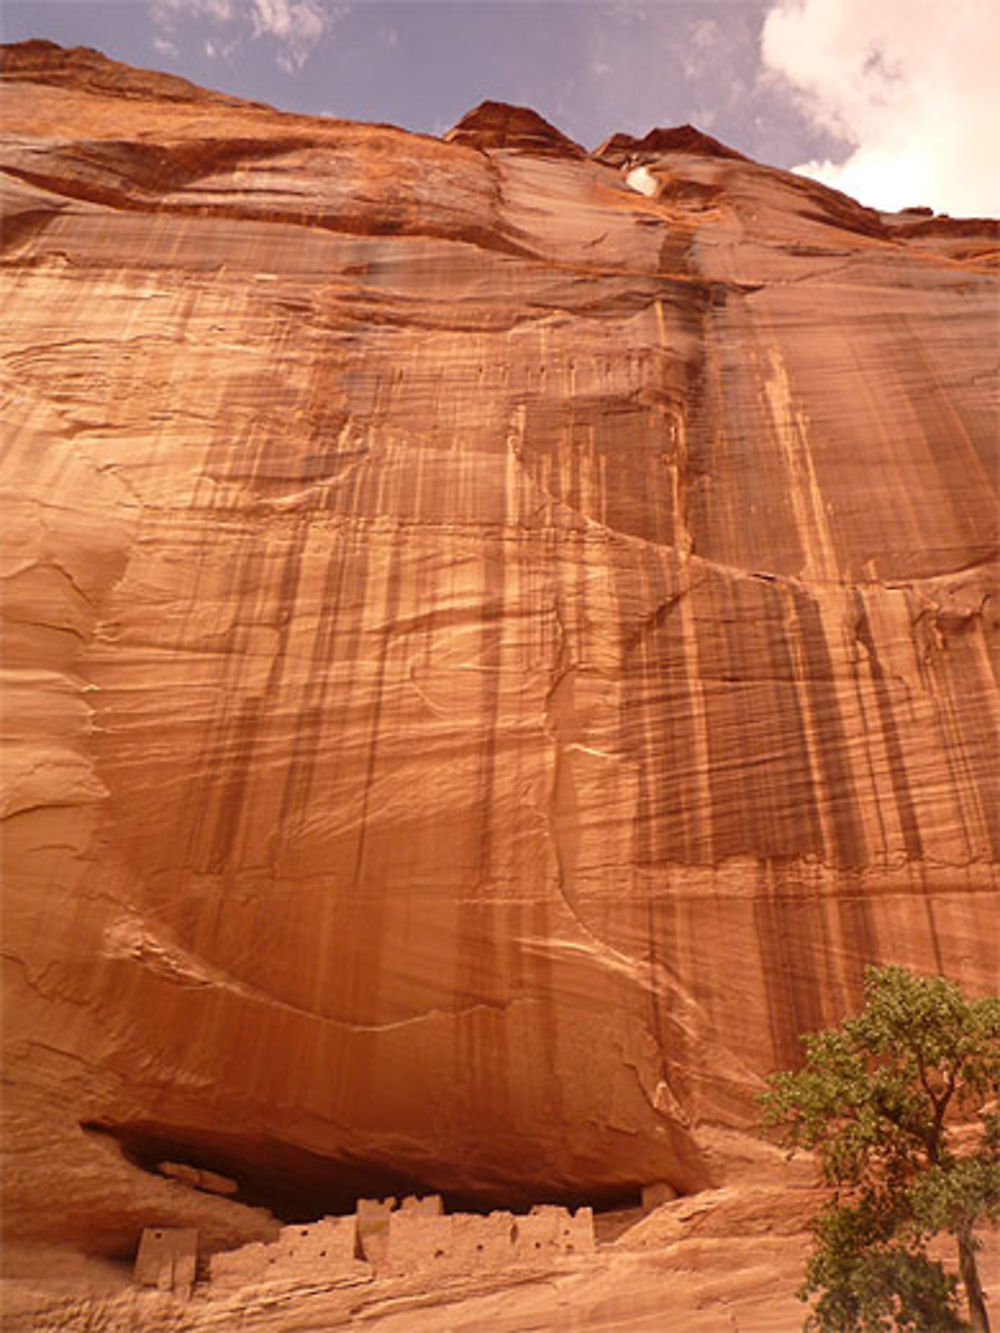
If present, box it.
[2,38,997,1276]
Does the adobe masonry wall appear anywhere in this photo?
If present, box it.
[209,1215,358,1289]
[357,1192,442,1266]
[205,1196,595,1291]
[384,1204,595,1276]
[134,1227,198,1298]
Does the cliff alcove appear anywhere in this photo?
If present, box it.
[81,1119,647,1238]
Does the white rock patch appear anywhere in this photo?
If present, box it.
[625,165,658,197]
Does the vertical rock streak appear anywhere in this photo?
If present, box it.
[1,45,997,1249]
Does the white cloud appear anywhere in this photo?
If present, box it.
[681,17,719,80]
[151,0,234,27]
[250,0,332,72]
[761,0,1000,216]
[150,1,236,61]
[150,0,342,73]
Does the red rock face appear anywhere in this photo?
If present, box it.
[595,123,749,165]
[446,99,587,157]
[1,41,997,1264]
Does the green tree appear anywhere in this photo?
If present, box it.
[760,964,1000,1332]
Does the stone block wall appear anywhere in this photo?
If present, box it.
[383,1204,594,1276]
[134,1227,198,1298]
[355,1196,397,1267]
[514,1204,595,1262]
[205,1195,593,1289]
[209,1215,358,1290]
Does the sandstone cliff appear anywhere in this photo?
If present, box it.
[1,38,997,1323]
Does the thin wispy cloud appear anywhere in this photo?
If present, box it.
[149,0,343,73]
[151,0,234,26]
[682,20,720,81]
[761,0,1000,216]
[250,0,336,73]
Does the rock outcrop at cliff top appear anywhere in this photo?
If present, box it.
[2,39,998,1263]
[595,124,749,165]
[446,99,587,157]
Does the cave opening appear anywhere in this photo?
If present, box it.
[80,1120,649,1228]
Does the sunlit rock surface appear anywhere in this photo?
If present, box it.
[2,40,998,1310]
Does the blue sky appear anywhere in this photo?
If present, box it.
[4,1,997,215]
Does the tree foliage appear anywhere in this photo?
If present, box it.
[760,965,1000,1332]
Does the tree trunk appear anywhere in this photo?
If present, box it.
[958,1225,990,1333]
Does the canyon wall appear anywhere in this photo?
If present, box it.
[2,40,997,1272]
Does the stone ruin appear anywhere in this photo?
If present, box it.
[136,1194,596,1296]
[133,1226,198,1298]
[382,1199,595,1278]
[210,1214,358,1290]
